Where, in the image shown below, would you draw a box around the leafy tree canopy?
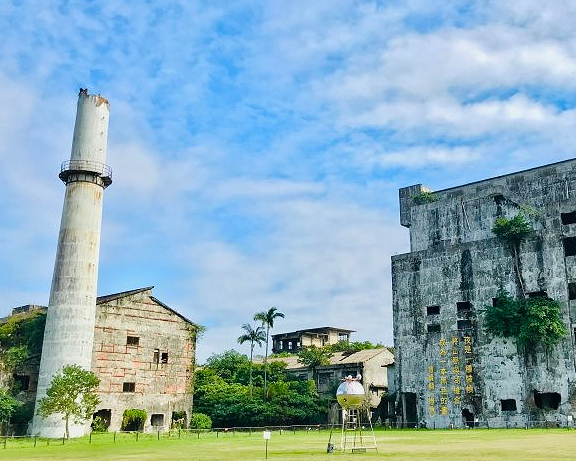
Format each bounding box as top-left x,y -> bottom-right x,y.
37,364 -> 100,438
325,340 -> 384,353
194,350 -> 328,427
485,290 -> 566,348
0,388 -> 20,424
492,214 -> 533,245
297,346 -> 332,369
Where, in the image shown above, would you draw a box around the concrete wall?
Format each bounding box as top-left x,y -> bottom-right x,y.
32,92 -> 111,438
393,159 -> 576,428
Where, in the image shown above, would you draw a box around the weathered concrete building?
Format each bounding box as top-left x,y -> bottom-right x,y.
392,159 -> 576,428
272,327 -> 354,353
2,286 -> 197,434
269,348 -> 394,421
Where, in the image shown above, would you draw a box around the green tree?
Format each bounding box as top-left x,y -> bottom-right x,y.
297,346 -> 332,389
37,364 -> 100,439
492,214 -> 533,296
237,323 -> 266,397
325,340 -> 384,353
0,388 -> 20,434
254,307 -> 284,396
205,350 -> 252,384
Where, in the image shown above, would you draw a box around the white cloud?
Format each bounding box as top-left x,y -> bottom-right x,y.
2,1 -> 576,364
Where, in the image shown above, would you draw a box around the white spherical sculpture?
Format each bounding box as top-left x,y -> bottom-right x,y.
336,375 -> 365,409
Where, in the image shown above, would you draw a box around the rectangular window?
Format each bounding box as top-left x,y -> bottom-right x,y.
568,283 -> 576,300
151,414 -> 165,426
563,237 -> 576,257
126,336 -> 139,346
561,212 -> 576,225
153,349 -> 160,364
123,382 -> 135,393
457,320 -> 472,330
457,301 -> 472,312
426,305 -> 440,315
161,352 -> 168,364
527,290 -> 547,298
13,374 -> 30,391
501,399 -> 517,411
427,324 -> 441,333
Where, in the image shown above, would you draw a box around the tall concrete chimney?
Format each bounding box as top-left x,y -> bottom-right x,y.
32,89 -> 112,438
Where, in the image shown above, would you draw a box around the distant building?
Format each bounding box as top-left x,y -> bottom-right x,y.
392,159 -> 576,428
2,286 -> 197,434
272,327 -> 355,353
268,348 -> 395,421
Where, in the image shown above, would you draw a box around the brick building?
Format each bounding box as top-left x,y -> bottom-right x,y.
2,286 -> 197,433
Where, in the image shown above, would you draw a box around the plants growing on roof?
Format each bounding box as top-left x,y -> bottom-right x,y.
412,191 -> 438,205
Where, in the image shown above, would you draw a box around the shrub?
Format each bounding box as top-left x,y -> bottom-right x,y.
121,409 -> 147,431
412,191 -> 437,205
171,411 -> 187,429
91,416 -> 108,432
190,412 -> 212,430
492,214 -> 533,245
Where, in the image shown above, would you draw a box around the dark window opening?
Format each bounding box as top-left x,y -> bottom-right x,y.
533,391 -> 561,410
427,305 -> 440,315
568,283 -> 576,300
527,291 -> 548,298
501,399 -> 517,411
171,411 -> 187,429
462,409 -> 475,427
457,320 -> 472,330
457,301 -> 472,312
404,392 -> 418,428
123,382 -> 135,393
12,374 -> 30,391
563,237 -> 576,257
151,414 -> 165,427
561,212 -> 576,225
92,409 -> 111,430
427,324 -> 441,333
126,336 -> 139,346
153,349 -> 160,364
492,297 -> 501,307
161,352 -> 168,364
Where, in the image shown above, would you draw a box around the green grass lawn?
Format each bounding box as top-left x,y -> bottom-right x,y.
2,428 -> 576,461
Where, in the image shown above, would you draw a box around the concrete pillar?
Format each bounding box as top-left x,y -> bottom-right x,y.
32,89 -> 112,438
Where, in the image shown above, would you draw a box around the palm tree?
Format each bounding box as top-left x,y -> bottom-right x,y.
254,307 -> 284,396
237,323 -> 266,397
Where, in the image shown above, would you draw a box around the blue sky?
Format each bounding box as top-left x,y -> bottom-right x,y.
1,0 -> 576,362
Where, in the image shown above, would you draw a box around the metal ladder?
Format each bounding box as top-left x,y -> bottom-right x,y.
340,408 -> 378,453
